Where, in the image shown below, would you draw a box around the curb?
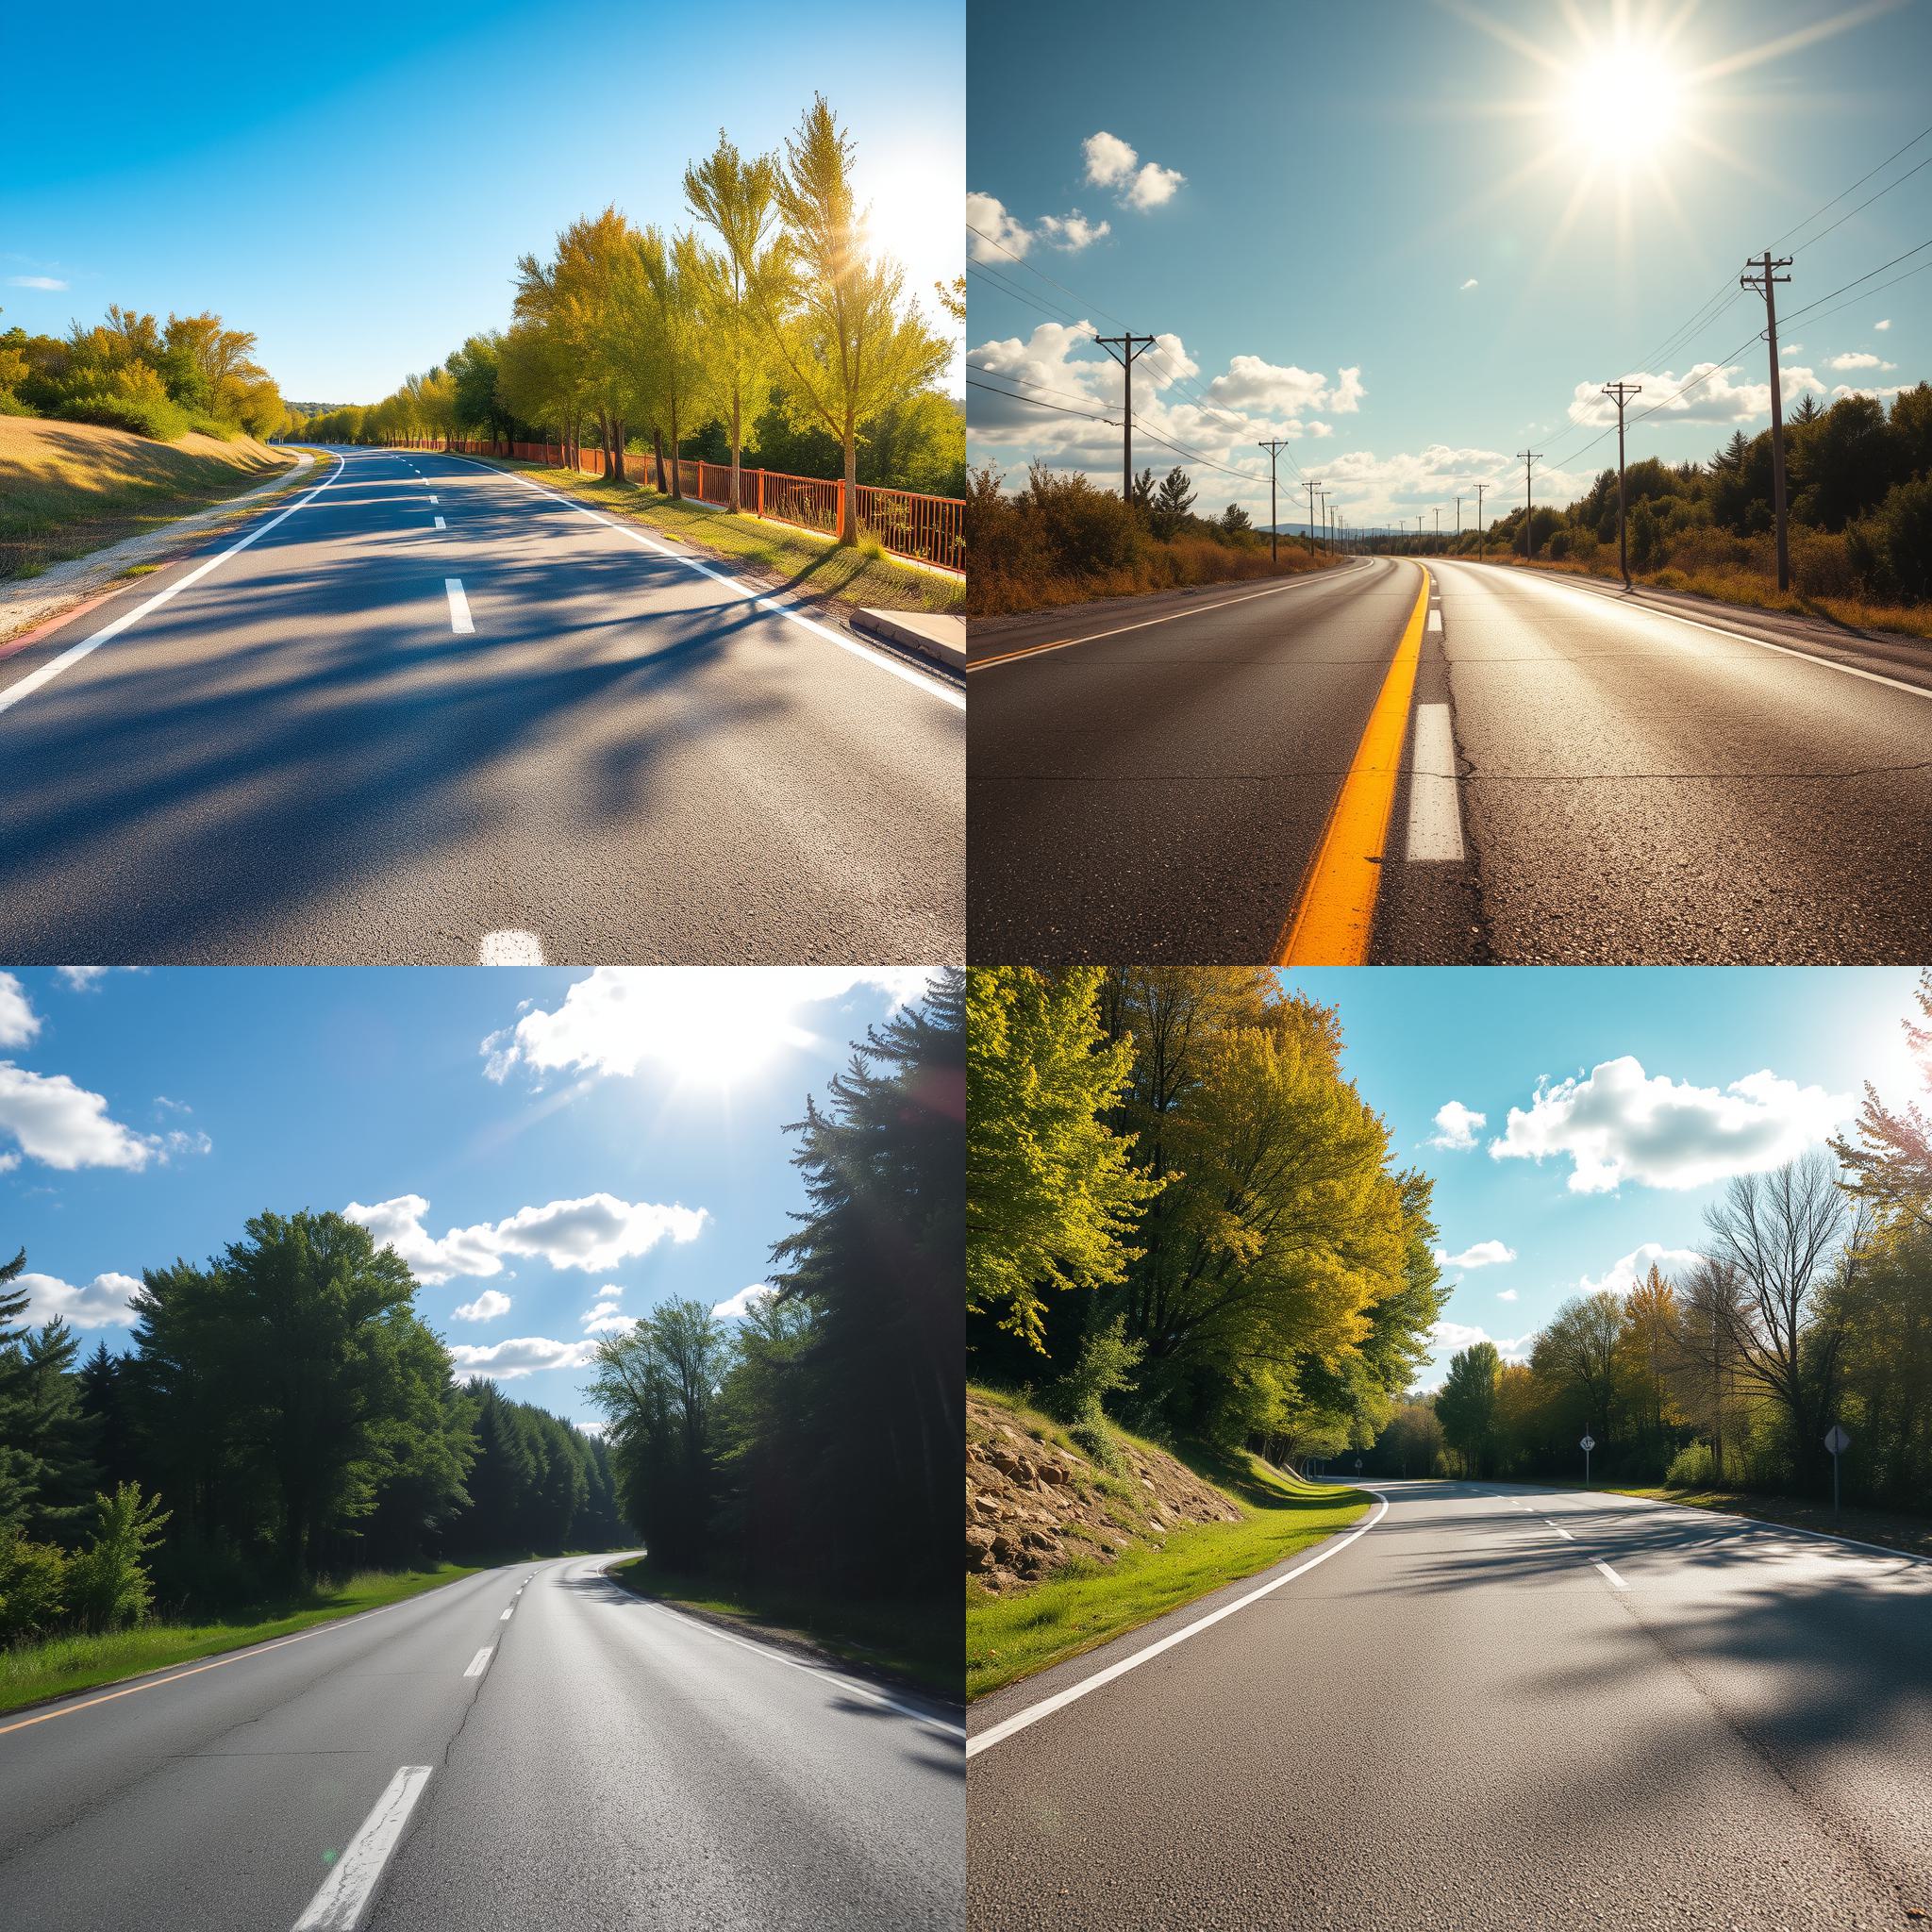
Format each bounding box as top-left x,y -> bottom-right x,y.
852,607 -> 966,672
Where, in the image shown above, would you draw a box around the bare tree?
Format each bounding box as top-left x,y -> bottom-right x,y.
1668,1256 -> 1747,1481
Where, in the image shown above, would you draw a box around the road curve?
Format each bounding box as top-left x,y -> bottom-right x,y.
0,1553 -> 964,1930
0,448 -> 963,965
966,1480 -> 1932,1931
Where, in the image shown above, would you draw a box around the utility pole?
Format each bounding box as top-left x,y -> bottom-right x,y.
1094,332 -> 1158,505
1456,494 -> 1462,547
1432,506 -> 1441,549
1517,450 -> 1541,560
1600,380 -> 1643,587
1305,478 -> 1324,555
1740,251 -> 1794,591
1258,439 -> 1292,564
1473,481 -> 1488,563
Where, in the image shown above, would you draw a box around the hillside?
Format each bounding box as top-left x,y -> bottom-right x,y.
0,414 -> 294,579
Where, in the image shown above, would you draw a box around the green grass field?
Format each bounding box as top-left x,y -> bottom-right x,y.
455,454 -> 965,618
967,1402 -> 1370,1700
608,1557 -> 959,1699
0,1564 -> 481,1717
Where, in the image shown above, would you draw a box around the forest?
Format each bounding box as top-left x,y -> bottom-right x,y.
586,971 -> 963,1618
0,305 -> 293,444
1378,974 -> 1932,1512
967,967 -> 1445,1468
300,96 -> 965,524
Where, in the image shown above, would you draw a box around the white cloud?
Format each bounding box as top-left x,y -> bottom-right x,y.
56,967 -> 109,990
451,1288 -> 512,1323
1488,1056 -> 1850,1193
1831,383 -> 1907,403
1780,341 -> 1805,358
581,1284 -> 633,1336
0,974 -> 40,1049
1579,1241 -> 1704,1297
1082,131 -> 1185,210
447,1336 -> 601,1381
1429,1101 -> 1487,1150
1460,277 -> 1478,291
0,1063 -> 156,1171
1874,318 -> 1891,330
16,1270 -> 142,1328
8,275 -> 67,291
345,1191 -> 707,1284
1036,211 -> 1111,252
1564,360 -> 1824,428
712,1283 -> 776,1321
1496,1289 -> 1519,1302
1435,1239 -> 1517,1270
1428,1320 -> 1531,1362
485,967 -> 930,1086
1828,351 -> 1895,371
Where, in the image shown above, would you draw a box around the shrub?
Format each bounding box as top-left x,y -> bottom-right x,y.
1664,1441 -> 1718,1489
1047,1317 -> 1145,1474
0,1535 -> 71,1642
63,1484 -> 171,1634
182,409 -> 239,441
55,391 -> 190,441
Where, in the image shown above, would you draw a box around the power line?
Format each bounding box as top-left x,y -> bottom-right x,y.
1790,150 -> 1932,258
1779,234 -> 1932,326
964,376 -> 1113,425
1771,118 -> 1932,250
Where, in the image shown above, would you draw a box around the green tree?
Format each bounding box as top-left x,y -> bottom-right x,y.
1437,1341 -> 1502,1477
1152,465 -> 1196,538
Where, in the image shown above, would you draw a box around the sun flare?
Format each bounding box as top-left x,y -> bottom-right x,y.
1561,44 -> 1686,158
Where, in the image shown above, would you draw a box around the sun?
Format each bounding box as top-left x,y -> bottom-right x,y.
1560,43 -> 1686,159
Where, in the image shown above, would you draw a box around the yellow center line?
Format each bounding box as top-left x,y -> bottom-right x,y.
1273,563 -> 1432,966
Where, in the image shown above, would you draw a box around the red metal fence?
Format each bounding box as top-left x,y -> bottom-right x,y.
385,436 -> 964,573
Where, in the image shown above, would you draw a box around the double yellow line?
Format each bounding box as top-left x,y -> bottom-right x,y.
1273,565 -> 1433,966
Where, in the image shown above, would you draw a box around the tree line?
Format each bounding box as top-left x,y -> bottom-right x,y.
298,97 -> 963,532
0,304 -> 292,444
0,1217 -> 621,1644
586,972 -> 962,1609
967,967 -> 1446,1468
1380,974 -> 1932,1510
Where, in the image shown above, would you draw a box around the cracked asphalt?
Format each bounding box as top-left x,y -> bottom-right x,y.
966,554 -> 1932,964
0,1554 -> 963,1931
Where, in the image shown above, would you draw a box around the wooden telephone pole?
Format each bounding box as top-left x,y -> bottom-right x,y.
1517,451 -> 1542,560
1740,253 -> 1794,591
1600,380 -> 1643,587
1258,439 -> 1292,563
1094,333 -> 1157,504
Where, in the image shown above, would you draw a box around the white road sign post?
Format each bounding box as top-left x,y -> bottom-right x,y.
1824,1424 -> 1851,1513
1580,1434 -> 1595,1487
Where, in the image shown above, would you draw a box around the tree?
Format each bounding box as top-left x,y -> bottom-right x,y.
766,95 -> 951,541
1667,1257 -> 1746,1482
1378,1400 -> 1445,1476
1436,1342 -> 1502,1477
1152,465 -> 1196,538
446,333 -> 518,448
1532,1291 -> 1623,1442
1218,502 -> 1253,536
683,131 -> 787,510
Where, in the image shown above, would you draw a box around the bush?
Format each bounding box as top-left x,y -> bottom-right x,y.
0,1536 -> 71,1642
55,391 -> 190,441
182,410 -> 239,441
1047,1317 -> 1145,1474
63,1484 -> 171,1635
1664,1441 -> 1718,1489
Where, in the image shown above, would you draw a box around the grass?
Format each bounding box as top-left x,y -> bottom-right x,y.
970,534 -> 1342,618
966,1391 -> 1369,1700
0,414 -> 297,581
452,453 -> 964,619
1607,1485 -> 1932,1560
608,1556 -> 959,1700
0,1563 -> 481,1717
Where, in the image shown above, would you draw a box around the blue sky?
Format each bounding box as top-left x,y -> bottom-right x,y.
1277,967 -> 1926,1388
0,966 -> 933,1425
967,0 -> 1931,525
2,0 -> 963,405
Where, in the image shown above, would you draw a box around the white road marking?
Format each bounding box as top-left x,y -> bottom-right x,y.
291,1765 -> 433,1932
463,1647 -> 493,1677
1544,1522 -> 1575,1541
500,1606 -> 513,1622
427,495 -> 438,505
969,1491 -> 1391,1758
1592,1559 -> 1630,1590
477,928 -> 543,965
433,516 -> 445,530
1426,608 -> 1442,631
443,577 -> 474,634
1406,703 -> 1464,861
0,454 -> 344,720
435,452 -> 968,709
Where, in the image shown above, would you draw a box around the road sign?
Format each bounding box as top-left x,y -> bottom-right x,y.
1824,1425 -> 1851,1454
1579,1435 -> 1595,1452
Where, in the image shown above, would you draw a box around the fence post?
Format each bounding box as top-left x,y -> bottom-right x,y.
838,478 -> 846,537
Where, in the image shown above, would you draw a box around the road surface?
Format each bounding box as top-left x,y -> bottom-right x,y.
0,448 -> 963,964
0,1553 -> 964,1930
967,556 -> 1932,964
966,1479 -> 1932,1930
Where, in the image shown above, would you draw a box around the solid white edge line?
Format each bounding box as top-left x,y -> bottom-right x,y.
637,1594 -> 964,1741
1435,555 -> 1932,704
969,556 -> 1379,671
1406,702 -> 1464,861
290,1764 -> 433,1932
968,1490 -> 1391,1760
0,453 -> 344,720
463,1646 -> 492,1677
433,452 -> 963,711
443,578 -> 474,634
1591,1558 -> 1630,1590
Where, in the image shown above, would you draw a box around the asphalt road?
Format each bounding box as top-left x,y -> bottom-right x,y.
0,448 -> 963,964
965,1480 -> 1932,1931
0,1554 -> 964,1930
966,556 -> 1932,964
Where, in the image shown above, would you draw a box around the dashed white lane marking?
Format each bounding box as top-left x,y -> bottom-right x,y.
1544,1522 -> 1575,1541
427,495 -> 438,505
1406,702 -> 1464,862
463,1647 -> 493,1677
970,1491 -> 1391,1758
500,1606 -> 513,1622
291,1765 -> 433,1931
0,454 -> 344,720
433,516 -> 445,530
1592,1558 -> 1630,1590
443,577 -> 474,633
477,928 -> 543,965
1426,608 -> 1442,632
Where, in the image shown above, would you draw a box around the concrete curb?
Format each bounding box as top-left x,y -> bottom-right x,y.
852,607 -> 965,672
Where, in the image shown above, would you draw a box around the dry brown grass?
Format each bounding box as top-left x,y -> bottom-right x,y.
971,532 -> 1341,616
0,416 -> 293,579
